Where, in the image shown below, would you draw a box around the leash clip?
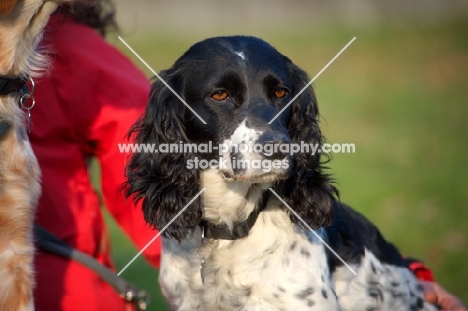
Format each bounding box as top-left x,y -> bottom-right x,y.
122,288 -> 150,311
19,77 -> 35,132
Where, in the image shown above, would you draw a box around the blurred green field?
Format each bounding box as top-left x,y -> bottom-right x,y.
99,17 -> 468,310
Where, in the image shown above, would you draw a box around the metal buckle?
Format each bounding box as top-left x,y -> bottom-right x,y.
122,289 -> 150,311
19,76 -> 35,109
19,77 -> 35,132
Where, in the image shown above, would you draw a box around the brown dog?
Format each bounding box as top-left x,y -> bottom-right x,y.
0,1 -> 88,310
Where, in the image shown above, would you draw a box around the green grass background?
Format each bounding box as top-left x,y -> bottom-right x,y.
93,14 -> 468,310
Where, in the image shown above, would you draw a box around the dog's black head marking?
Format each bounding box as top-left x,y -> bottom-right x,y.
125,36 -> 337,240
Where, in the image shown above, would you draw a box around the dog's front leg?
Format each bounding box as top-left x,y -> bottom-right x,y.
0,118 -> 40,311
159,230 -> 205,311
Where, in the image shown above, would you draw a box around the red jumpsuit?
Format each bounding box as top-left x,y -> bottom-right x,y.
30,14 -> 161,311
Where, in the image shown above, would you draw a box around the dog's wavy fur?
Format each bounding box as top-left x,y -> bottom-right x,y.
0,1 -> 86,309
126,36 -> 435,310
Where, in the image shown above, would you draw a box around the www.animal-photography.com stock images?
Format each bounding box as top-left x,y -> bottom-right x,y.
0,0 -> 466,310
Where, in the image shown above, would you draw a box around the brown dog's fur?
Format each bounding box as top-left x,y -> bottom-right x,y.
0,0 -> 19,15
0,1 -> 87,310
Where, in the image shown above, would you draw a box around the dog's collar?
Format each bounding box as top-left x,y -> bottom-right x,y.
0,75 -> 27,96
0,75 -> 20,139
200,192 -> 270,240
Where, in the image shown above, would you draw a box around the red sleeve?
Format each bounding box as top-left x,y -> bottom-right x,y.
404,257 -> 435,282
50,16 -> 161,268
89,35 -> 161,269
408,261 -> 435,282
91,83 -> 162,268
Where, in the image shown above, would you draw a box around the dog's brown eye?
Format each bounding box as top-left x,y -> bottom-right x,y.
274,88 -> 287,98
211,90 -> 229,101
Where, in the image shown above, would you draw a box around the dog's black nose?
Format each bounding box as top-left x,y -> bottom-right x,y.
257,133 -> 290,160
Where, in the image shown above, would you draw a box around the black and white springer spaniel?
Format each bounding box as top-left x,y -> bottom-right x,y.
125,36 -> 436,311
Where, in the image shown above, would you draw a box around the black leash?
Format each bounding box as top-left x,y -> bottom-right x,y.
34,224 -> 150,310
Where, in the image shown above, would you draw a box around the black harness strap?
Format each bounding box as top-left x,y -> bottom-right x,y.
34,224 -> 150,310
0,75 -> 26,95
0,75 -> 28,140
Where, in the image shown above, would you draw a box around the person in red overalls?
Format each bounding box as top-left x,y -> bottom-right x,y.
30,2 -> 160,310
29,1 -> 465,310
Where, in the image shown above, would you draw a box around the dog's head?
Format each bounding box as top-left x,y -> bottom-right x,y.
126,36 -> 337,240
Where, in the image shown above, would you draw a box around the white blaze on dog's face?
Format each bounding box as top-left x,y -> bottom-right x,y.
219,119 -> 291,183
220,119 -> 262,180
234,50 -> 245,60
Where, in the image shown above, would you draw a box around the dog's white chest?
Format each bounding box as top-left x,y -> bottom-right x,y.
161,209 -> 339,311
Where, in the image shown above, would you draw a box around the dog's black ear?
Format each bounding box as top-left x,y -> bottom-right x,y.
281,60 -> 338,229
125,70 -> 201,241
